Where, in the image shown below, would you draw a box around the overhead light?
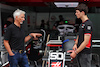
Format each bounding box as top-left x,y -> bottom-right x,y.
54,2 -> 79,8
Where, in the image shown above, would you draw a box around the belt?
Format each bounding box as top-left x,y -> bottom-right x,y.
12,50 -> 24,54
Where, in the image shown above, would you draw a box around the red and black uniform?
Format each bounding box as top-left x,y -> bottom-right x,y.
77,19 -> 93,54
3,21 -> 12,34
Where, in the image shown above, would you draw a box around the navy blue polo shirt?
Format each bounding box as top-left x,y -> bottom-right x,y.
4,23 -> 25,50
77,19 -> 93,54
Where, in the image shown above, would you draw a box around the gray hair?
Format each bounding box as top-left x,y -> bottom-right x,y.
13,9 -> 25,19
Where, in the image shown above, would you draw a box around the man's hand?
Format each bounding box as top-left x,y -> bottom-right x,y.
70,51 -> 77,58
4,40 -> 15,56
25,33 -> 42,43
9,52 -> 15,56
73,44 -> 77,51
67,50 -> 77,59
30,33 -> 42,40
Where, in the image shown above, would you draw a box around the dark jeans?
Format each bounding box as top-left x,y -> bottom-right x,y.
8,51 -> 29,67
77,53 -> 92,67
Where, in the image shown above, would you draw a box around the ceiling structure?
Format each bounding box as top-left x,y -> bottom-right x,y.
0,0 -> 100,13
1,0 -> 100,7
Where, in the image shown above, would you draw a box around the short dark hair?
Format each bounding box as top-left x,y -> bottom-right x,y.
76,3 -> 88,15
41,19 -> 44,22
59,15 -> 63,18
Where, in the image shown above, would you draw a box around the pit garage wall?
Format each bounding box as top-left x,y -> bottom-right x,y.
25,12 -> 36,34
36,12 -> 100,39
35,12 -> 100,39
0,4 -> 17,49
88,13 -> 100,39
0,6 -> 2,50
36,12 -> 76,29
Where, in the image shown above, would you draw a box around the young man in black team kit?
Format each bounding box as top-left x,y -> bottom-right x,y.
4,9 -> 42,67
69,3 -> 93,67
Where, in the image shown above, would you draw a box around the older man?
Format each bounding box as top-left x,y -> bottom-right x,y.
4,9 -> 42,67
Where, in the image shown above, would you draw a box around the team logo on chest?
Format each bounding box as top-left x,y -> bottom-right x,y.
81,24 -> 85,28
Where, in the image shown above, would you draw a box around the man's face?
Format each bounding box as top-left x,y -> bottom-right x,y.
75,10 -> 82,19
16,13 -> 25,24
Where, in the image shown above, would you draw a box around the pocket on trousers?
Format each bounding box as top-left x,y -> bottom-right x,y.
8,51 -> 16,61
8,55 -> 15,61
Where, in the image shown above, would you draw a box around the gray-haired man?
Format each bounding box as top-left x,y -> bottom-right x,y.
4,9 -> 42,67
